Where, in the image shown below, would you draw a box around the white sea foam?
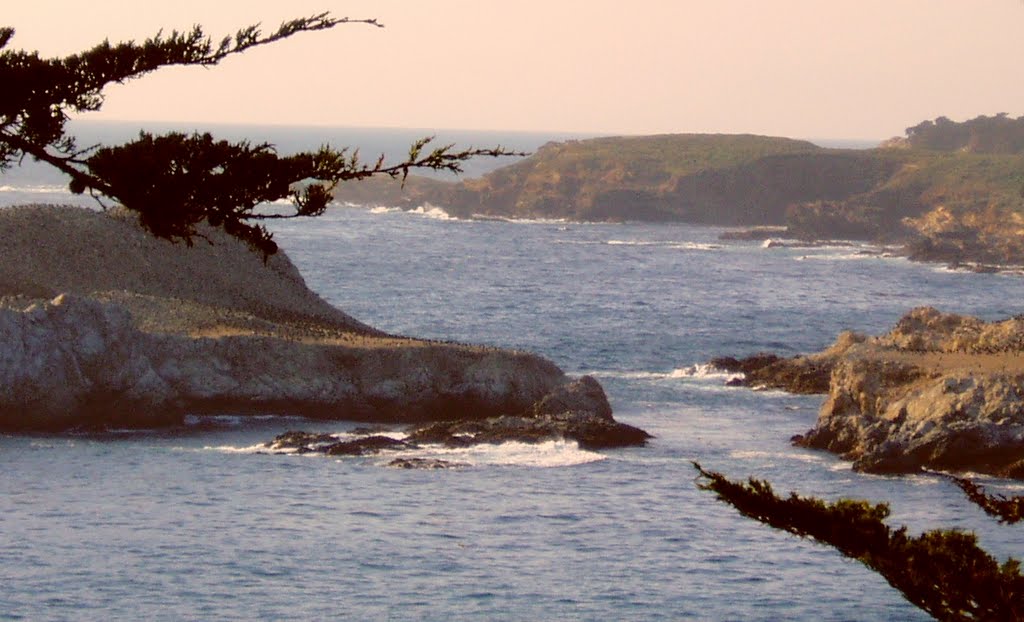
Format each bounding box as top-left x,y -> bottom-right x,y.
670,364 -> 741,381
668,242 -> 723,251
505,217 -> 570,225
799,252 -> 880,262
369,206 -> 403,214
606,239 -> 658,246
391,439 -> 605,468
584,365 -> 742,386
409,205 -> 455,220
208,436 -> 602,468
207,443 -> 272,454
0,184 -> 70,194
729,449 -> 826,464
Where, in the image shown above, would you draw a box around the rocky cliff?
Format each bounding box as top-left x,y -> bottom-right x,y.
0,205 -> 643,443
717,307 -> 1024,478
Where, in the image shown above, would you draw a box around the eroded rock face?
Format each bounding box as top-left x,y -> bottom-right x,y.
797,357 -> 1024,477
785,308 -> 1024,477
0,294 -> 569,431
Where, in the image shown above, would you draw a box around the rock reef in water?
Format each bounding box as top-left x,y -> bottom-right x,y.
261,376 -> 650,456
709,330 -> 867,395
716,307 -> 1024,478
0,205 -> 645,443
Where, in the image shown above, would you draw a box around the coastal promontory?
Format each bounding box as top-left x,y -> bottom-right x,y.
336,114 -> 1024,268
0,205 -> 647,448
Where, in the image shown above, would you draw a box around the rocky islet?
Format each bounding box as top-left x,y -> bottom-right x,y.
0,205 -> 649,450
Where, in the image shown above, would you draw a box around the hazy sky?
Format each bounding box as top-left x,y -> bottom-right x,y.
6,1 -> 1024,139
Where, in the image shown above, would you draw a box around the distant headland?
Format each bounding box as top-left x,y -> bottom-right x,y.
334,114 -> 1024,270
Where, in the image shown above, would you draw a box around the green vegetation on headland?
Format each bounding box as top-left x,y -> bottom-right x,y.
336,114 -> 1024,267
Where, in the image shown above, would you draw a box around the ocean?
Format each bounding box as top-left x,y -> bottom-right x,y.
2,125 -> 1023,620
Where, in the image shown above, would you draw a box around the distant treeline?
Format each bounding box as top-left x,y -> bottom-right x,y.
903,113 -> 1024,154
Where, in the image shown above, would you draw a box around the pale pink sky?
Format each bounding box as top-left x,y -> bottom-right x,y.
6,1 -> 1024,139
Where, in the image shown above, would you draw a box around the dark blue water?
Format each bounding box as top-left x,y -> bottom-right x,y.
3,129 -> 1024,620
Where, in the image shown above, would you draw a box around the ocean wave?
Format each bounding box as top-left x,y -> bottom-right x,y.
795,251 -> 904,262
0,184 -> 70,194
369,206 -> 403,214
606,239 -> 721,251
586,364 -> 740,383
729,449 -> 827,464
670,363 -> 742,381
506,217 -> 571,225
408,205 -> 455,220
668,242 -> 723,251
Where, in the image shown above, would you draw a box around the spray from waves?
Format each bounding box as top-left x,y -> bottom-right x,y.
369,206 -> 403,214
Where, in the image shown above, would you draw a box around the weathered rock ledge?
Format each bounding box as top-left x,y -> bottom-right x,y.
0,292 -> 571,431
713,307 -> 1024,478
0,205 -> 648,443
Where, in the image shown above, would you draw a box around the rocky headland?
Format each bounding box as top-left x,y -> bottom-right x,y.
715,307 -> 1024,478
0,205 -> 648,448
334,115 -> 1024,269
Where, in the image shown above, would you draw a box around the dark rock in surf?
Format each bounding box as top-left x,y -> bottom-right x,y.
386,458 -> 469,470
407,411 -> 651,450
532,375 -> 614,420
265,431 -> 412,456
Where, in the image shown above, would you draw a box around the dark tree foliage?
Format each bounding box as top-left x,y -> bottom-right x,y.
946,474 -> 1024,525
904,113 -> 1024,155
0,14 -> 519,256
693,462 -> 1024,621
